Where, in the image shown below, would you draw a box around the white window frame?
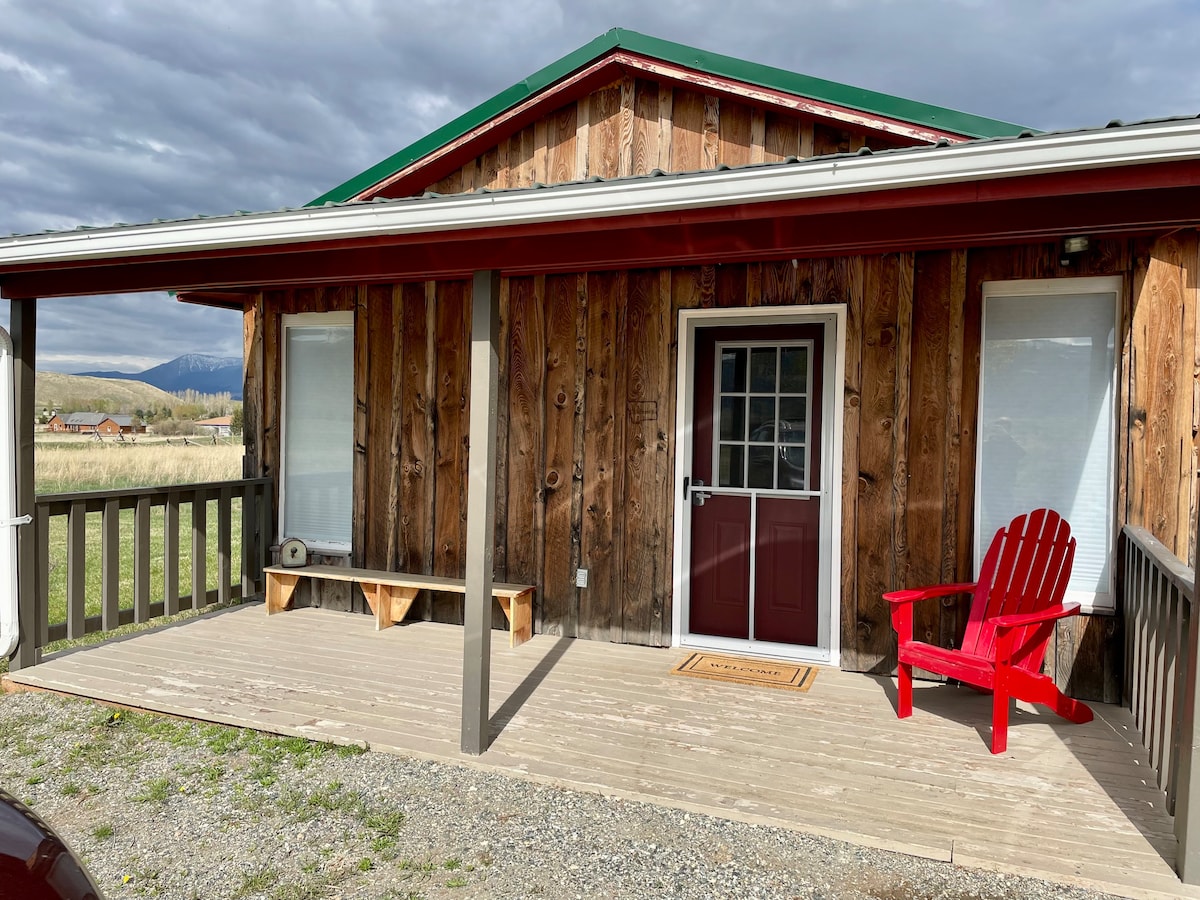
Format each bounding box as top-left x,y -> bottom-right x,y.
976,276 -> 1121,613
279,311 -> 354,553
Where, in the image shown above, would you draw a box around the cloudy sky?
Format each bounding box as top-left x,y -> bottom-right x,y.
2,0 -> 1199,373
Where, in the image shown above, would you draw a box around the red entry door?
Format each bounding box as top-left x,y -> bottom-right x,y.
687,325 -> 823,648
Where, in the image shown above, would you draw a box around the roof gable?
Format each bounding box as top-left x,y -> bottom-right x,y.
311,28 -> 1031,205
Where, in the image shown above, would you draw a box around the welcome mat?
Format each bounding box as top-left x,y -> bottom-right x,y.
670,652 -> 818,692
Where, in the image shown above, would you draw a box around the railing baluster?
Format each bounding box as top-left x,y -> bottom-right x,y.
192,491 -> 207,609
1170,594 -> 1187,813
1156,572 -> 1174,786
101,497 -> 120,631
164,491 -> 180,615
218,486 -> 232,604
1150,570 -> 1167,775
66,500 -> 86,640
1136,561 -> 1151,733
258,480 -> 270,581
241,483 -> 255,601
35,504 -> 49,651
133,495 -> 151,623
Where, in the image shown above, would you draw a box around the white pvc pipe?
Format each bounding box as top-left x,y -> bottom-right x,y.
0,326 -> 27,660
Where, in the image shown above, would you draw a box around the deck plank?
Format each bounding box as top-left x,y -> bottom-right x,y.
3,603 -> 1187,898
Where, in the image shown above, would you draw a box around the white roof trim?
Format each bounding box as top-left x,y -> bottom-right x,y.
2,119 -> 1199,267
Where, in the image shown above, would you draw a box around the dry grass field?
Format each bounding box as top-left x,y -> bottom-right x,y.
35,435 -> 244,494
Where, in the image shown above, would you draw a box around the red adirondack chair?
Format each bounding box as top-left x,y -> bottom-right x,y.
884,508 -> 1093,753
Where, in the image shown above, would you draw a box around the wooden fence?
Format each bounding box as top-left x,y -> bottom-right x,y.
11,477 -> 271,663
1123,524 -> 1200,883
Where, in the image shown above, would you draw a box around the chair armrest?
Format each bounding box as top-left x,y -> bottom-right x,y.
992,602 -> 1081,630
886,582 -> 978,645
883,583 -> 977,606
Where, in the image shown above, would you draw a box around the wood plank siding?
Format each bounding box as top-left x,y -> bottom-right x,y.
427,77 -> 916,195
245,72 -> 1200,702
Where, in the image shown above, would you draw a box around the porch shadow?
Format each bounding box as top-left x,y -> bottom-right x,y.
488,636 -> 574,740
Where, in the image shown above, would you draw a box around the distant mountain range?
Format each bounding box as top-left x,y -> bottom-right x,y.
77,354 -> 243,400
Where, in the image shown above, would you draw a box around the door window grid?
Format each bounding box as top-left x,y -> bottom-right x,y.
715,341 -> 812,491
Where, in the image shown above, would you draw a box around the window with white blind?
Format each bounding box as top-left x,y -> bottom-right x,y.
280,312 -> 353,550
977,277 -> 1120,612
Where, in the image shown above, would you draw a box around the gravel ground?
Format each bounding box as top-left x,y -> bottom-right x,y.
0,690 -> 1126,900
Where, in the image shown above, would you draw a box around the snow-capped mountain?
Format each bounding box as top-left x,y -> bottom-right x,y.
77,354 -> 243,399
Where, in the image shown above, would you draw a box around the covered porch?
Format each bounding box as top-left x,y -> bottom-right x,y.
2,600 -> 1188,899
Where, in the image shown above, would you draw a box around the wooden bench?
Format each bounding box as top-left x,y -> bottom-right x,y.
263,565 -> 534,647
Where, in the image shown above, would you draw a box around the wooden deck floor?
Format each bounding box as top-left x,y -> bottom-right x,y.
4,603 -> 1193,899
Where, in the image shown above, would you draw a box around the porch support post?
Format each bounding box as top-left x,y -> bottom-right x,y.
1177,499 -> 1200,883
461,270 -> 500,755
10,299 -> 37,670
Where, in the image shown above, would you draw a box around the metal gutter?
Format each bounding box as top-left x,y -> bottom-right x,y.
2,119 -> 1199,268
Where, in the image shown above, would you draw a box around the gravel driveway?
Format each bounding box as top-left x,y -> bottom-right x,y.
0,690 -> 1125,899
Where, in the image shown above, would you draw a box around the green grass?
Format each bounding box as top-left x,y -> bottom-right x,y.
134,776 -> 173,803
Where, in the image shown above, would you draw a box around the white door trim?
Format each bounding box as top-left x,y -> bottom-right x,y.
671,304 -> 846,666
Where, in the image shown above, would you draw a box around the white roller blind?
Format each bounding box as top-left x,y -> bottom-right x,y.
978,283 -> 1118,610
282,316 -> 353,548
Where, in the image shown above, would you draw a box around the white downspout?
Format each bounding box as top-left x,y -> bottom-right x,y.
0,327 -> 29,660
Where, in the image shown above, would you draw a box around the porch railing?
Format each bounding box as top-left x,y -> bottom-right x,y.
1122,524 -> 1200,883
13,477 -> 272,666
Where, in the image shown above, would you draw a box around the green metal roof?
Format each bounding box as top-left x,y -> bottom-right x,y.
309,28 -> 1032,206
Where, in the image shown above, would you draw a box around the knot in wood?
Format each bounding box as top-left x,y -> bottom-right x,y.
880,417 -> 893,430
546,470 -> 560,488
847,395 -> 860,409
555,391 -> 569,408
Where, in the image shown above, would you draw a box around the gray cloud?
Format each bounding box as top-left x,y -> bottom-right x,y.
2,0 -> 1199,371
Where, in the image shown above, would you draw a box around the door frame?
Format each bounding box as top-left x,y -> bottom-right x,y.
671,304 -> 846,666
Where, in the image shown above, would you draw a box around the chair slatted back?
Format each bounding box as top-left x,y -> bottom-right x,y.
963,509 -> 1076,671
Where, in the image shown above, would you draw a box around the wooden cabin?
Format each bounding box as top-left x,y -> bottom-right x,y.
3,30 -> 1199,707
46,412 -> 144,435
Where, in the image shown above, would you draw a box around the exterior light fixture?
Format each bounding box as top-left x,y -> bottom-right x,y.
1060,235 -> 1090,265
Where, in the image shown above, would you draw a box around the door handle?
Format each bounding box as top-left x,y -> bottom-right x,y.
687,476 -> 712,506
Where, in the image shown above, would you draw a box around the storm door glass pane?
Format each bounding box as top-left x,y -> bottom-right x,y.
748,397 -> 775,441
721,348 -> 746,392
719,445 -> 744,488
719,397 -> 745,441
780,347 -> 808,393
747,446 -> 775,489
779,398 -> 806,443
750,348 -> 777,393
778,448 -> 806,490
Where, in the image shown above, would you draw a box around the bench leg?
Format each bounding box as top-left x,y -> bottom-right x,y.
496,589 -> 534,647
266,572 -> 299,615
361,583 -> 419,631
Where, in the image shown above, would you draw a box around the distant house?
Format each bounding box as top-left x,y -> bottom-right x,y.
46,412 -> 144,436
195,415 -> 232,438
